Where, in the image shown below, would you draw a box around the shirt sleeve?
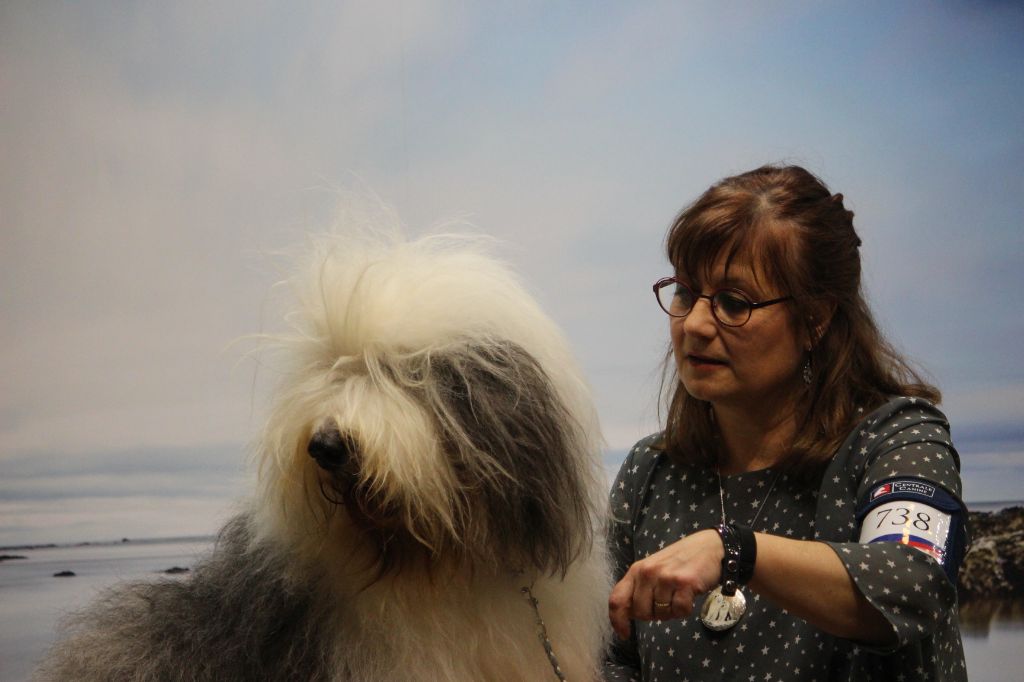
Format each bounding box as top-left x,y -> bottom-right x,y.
603,443 -> 643,681
823,398 -> 966,653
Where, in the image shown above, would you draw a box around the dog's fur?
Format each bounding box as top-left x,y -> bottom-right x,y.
36,228 -> 611,681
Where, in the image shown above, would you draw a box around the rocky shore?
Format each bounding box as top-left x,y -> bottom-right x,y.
959,506 -> 1024,602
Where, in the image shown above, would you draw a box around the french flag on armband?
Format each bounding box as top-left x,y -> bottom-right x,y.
871,532 -> 944,562
871,483 -> 892,500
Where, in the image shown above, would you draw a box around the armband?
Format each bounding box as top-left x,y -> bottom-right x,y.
855,478 -> 967,583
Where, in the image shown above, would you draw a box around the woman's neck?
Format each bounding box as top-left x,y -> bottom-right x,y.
713,400 -> 798,475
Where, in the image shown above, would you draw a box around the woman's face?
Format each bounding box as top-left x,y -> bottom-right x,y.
671,253 -> 805,415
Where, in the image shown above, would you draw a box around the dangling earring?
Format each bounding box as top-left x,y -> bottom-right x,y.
802,356 -> 813,385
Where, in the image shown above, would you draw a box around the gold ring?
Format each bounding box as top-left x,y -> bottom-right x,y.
654,600 -> 671,608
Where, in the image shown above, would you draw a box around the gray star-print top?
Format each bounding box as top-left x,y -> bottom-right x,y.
603,397 -> 968,682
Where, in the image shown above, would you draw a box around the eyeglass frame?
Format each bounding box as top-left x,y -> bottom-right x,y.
652,276 -> 793,327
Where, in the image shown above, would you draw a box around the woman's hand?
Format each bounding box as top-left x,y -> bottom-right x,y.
607,528 -> 724,640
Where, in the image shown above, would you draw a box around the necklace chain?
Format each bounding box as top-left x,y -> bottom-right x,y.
701,466 -> 781,633
716,467 -> 781,529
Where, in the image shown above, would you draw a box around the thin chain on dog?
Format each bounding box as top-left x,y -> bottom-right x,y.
520,586 -> 568,681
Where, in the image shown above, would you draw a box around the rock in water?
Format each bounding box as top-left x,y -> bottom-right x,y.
959,506 -> 1024,602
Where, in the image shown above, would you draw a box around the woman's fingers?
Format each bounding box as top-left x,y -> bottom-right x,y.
608,567 -> 695,640
608,530 -> 724,639
671,586 -> 696,617
652,587 -> 675,619
608,572 -> 636,640
608,561 -> 695,639
631,562 -> 658,621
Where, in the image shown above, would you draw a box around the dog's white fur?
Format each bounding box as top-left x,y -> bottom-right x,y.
38,227 -> 611,681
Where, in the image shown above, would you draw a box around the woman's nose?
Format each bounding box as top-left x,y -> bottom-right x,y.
681,296 -> 718,336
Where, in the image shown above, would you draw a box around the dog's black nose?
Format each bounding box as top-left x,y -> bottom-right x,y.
308,426 -> 356,472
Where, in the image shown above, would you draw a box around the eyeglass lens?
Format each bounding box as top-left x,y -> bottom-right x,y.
657,282 -> 753,326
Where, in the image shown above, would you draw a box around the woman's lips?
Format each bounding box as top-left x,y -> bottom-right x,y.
686,353 -> 727,368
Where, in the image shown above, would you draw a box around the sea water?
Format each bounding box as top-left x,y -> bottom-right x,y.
0,539 -> 210,681
1,538 -> 1020,681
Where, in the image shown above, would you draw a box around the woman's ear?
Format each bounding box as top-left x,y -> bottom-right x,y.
805,302 -> 835,350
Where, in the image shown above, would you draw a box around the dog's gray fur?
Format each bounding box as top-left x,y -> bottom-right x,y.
36,516 -> 336,681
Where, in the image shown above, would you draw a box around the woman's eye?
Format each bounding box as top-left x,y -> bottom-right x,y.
675,286 -> 695,307
716,291 -> 751,316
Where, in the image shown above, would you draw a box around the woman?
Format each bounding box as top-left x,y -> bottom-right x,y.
604,165 -> 968,681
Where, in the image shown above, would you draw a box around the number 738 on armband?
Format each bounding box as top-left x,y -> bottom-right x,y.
855,478 -> 967,583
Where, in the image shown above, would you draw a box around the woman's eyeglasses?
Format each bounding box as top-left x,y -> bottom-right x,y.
652,277 -> 792,327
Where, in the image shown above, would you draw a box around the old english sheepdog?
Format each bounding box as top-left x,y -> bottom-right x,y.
37,228 -> 611,681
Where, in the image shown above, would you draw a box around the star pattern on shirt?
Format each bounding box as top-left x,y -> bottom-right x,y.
603,397 -> 968,682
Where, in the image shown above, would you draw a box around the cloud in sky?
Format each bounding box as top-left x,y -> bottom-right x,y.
2,1 -> 1022,544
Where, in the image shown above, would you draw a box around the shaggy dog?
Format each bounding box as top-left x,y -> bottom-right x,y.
36,229 -> 610,681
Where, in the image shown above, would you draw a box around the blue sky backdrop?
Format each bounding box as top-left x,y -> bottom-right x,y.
2,1 -> 1022,546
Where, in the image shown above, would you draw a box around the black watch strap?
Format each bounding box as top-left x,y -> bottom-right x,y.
715,523 -> 757,595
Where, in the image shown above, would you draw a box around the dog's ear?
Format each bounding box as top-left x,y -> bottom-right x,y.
425,342 -> 592,576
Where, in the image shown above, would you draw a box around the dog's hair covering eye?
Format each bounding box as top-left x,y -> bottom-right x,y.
37,227 -> 611,681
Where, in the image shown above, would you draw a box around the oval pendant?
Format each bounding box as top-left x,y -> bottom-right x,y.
700,585 -> 746,631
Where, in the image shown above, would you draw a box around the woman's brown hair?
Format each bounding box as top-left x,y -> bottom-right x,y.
661,164 -> 939,478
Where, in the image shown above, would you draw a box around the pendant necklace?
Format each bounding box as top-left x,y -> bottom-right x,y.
699,466 -> 781,632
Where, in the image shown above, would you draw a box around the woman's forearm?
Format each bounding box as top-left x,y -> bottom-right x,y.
749,533 -> 894,645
